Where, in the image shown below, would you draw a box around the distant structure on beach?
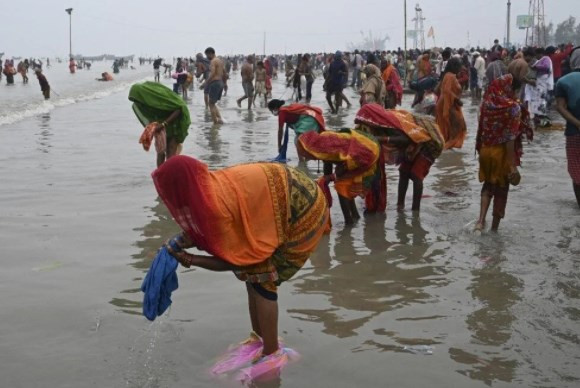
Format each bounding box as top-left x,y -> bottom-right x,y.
347,31 -> 390,52
73,54 -> 135,62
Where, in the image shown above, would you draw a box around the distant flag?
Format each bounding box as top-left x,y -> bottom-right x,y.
427,26 -> 435,38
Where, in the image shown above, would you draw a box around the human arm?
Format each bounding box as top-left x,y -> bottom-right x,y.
154,109 -> 182,133
505,140 -> 519,179
175,252 -> 238,271
556,97 -> 580,129
374,131 -> 412,147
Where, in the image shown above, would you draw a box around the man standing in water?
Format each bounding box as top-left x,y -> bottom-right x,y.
555,48 -> 580,208
35,69 -> 50,100
204,47 -> 225,124
236,56 -> 254,109
153,58 -> 162,82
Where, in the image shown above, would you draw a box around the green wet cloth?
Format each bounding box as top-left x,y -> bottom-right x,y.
290,115 -> 320,145
289,115 -> 320,135
128,81 -> 191,144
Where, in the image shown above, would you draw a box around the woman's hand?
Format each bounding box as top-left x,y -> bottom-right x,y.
173,251 -> 194,268
508,166 -> 521,186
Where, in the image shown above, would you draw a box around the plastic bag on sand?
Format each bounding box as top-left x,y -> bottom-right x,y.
211,332 -> 300,383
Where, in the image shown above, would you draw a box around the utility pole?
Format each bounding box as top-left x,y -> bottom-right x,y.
65,8 -> 73,59
263,31 -> 266,57
506,1 -> 511,47
526,0 -> 546,47
412,3 -> 425,51
403,0 -> 407,87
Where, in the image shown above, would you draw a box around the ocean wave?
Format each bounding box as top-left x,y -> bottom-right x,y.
0,77 -> 150,126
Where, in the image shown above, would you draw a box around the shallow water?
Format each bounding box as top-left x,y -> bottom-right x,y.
0,67 -> 578,388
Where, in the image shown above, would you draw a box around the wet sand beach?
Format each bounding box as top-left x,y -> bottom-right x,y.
0,65 -> 579,388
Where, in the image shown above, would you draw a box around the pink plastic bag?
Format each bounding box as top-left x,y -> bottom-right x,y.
211,332 -> 300,384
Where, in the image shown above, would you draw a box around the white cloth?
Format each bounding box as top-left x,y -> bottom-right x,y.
474,57 -> 486,79
525,57 -> 554,117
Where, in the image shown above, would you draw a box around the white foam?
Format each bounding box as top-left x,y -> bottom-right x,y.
0,77 -> 150,127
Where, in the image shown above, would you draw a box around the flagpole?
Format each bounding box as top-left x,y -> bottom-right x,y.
403,0 -> 407,87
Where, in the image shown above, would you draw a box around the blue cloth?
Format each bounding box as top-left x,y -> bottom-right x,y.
410,76 -> 438,92
328,59 -> 347,92
141,246 -> 179,321
272,124 -> 289,163
554,71 -> 580,136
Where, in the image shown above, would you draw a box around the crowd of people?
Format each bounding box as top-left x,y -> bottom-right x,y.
131,40 -> 580,377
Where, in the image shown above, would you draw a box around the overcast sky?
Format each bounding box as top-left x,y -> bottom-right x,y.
1,0 -> 578,57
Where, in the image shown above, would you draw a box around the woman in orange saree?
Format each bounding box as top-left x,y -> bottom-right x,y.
152,156 -> 329,357
435,58 -> 467,149
355,104 -> 444,212
382,60 -> 403,109
296,128 -> 380,224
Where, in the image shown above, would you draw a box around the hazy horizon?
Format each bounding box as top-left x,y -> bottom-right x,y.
2,0 -> 578,58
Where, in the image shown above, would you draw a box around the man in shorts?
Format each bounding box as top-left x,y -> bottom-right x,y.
153,58 -> 162,82
253,61 -> 268,107
237,56 -> 255,109
204,47 -> 225,124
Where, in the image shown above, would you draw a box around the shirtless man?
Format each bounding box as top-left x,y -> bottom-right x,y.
253,61 -> 268,106
236,56 -> 255,109
203,47 -> 225,124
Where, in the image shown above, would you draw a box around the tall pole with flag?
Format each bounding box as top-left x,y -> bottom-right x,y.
506,0 -> 512,47
427,26 -> 435,47
65,8 -> 73,59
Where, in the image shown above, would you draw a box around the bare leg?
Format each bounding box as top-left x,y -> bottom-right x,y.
166,138 -> 178,160
476,185 -> 492,230
204,93 -> 209,109
209,103 -> 223,124
349,199 -> 360,220
326,93 -> 336,114
246,283 -> 261,335
491,216 -> 501,231
397,170 -> 410,211
338,195 -> 354,224
340,92 -> 352,107
490,185 -> 509,232
411,177 -> 423,211
247,285 -> 279,356
156,151 -> 166,168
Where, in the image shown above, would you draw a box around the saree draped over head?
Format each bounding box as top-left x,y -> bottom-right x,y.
152,156 -> 329,295
381,64 -> 403,106
297,129 -> 380,200
476,74 -> 533,168
435,72 -> 467,149
129,81 -> 191,144
524,56 -> 554,117
361,64 -> 387,105
279,103 -> 326,132
355,103 -> 444,165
